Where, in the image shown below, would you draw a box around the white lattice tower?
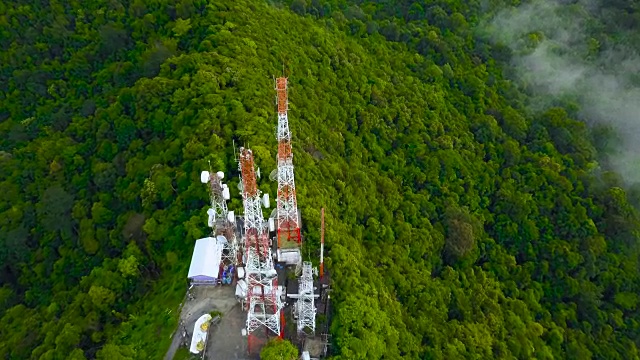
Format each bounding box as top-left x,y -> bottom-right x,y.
296,261 -> 316,335
245,247 -> 275,287
238,147 -> 282,348
202,169 -> 238,266
245,247 -> 281,335
220,230 -> 239,265
207,173 -> 228,230
275,77 -> 301,246
245,247 -> 278,302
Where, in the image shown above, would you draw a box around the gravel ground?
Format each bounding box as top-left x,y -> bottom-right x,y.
205,302 -> 256,360
164,285 -> 241,360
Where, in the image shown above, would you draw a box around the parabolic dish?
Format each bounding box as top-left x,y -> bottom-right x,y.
200,171 -> 210,184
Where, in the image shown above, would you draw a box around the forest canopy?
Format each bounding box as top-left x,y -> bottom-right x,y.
1,0 -> 640,359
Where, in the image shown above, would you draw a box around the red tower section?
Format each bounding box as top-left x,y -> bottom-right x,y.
275,77 -> 301,248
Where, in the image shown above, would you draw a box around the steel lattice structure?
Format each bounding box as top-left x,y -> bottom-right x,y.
245,248 -> 280,334
239,147 -> 282,351
203,169 -> 239,266
239,148 -> 270,257
275,77 -> 301,245
296,261 -> 316,335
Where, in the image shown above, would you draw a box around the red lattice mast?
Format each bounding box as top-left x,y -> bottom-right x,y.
239,148 -> 269,259
275,77 -> 301,247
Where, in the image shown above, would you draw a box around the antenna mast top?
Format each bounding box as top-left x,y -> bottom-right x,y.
233,139 -> 239,167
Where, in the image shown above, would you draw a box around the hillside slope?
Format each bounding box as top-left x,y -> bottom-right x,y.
1,0 -> 640,359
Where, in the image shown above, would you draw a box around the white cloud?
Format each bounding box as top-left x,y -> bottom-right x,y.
484,0 -> 640,185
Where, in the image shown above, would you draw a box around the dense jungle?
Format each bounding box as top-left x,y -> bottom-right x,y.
2,0 -> 640,358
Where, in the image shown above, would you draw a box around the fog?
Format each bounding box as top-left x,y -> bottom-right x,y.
482,0 -> 640,184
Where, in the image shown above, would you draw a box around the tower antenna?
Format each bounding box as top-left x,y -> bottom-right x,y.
239,147 -> 282,353
274,75 -> 301,248
233,139 -> 238,164
200,160 -> 238,267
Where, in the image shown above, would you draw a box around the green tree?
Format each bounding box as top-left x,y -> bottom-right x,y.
173,18 -> 192,37
95,344 -> 136,359
442,205 -> 482,265
260,338 -> 299,360
36,185 -> 74,236
88,285 -> 116,312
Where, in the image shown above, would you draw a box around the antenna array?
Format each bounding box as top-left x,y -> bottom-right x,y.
200,167 -> 239,266
238,147 -> 283,352
275,77 -> 302,247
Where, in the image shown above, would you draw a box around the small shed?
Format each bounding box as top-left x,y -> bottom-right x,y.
187,236 -> 226,285
277,248 -> 301,265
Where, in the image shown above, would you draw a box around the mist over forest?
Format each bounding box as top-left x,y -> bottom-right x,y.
484,0 -> 640,186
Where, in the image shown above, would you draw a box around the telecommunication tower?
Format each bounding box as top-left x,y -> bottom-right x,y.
295,261 -> 317,335
275,77 -> 301,247
238,147 -> 282,352
200,166 -> 238,266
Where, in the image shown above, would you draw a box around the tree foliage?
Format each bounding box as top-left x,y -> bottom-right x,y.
260,338 -> 299,360
1,0 -> 640,359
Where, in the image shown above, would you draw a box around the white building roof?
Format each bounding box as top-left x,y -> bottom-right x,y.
187,236 -> 225,280
277,248 -> 301,265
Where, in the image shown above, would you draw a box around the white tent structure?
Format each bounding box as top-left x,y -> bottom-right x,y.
187,236 -> 226,285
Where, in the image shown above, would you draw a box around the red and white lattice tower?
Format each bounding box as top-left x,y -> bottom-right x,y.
275,77 -> 301,247
238,147 -> 282,353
